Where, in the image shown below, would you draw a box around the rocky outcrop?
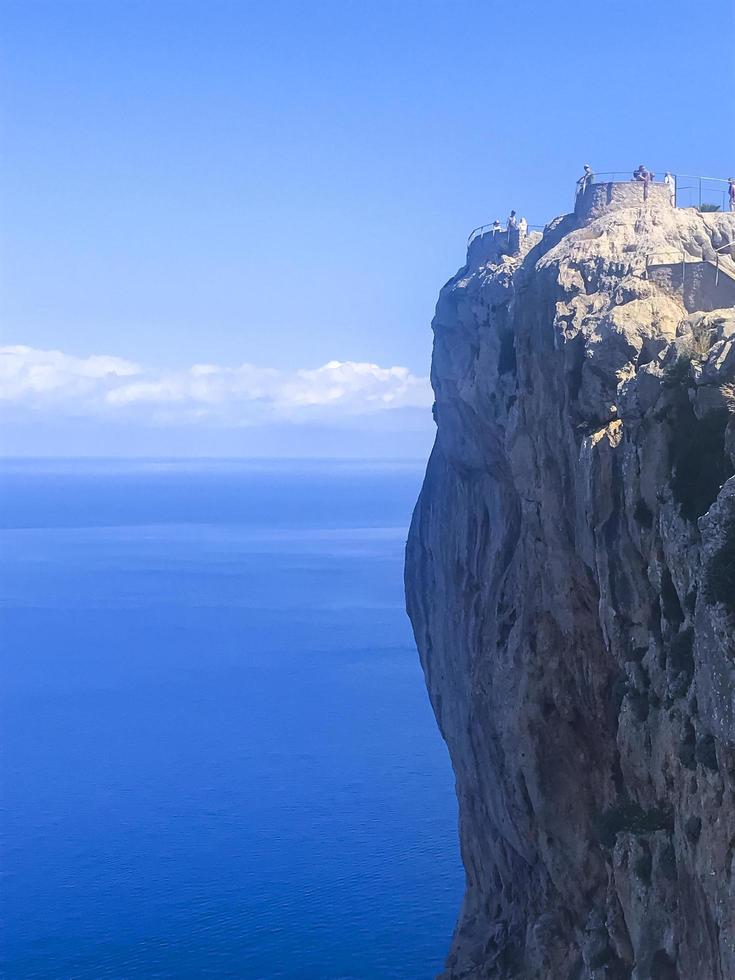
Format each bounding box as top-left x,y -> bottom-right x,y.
405,200 -> 735,979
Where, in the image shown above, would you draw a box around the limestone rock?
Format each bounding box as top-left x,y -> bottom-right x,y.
406,199 -> 735,978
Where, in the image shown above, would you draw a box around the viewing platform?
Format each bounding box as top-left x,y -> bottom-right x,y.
465,170 -> 734,266
466,224 -> 543,266
575,170 -> 733,221
575,178 -> 671,220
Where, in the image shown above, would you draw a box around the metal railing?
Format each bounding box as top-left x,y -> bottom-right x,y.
645,242 -> 735,288
467,223 -> 500,247
645,249 -> 688,279
714,240 -> 735,285
675,175 -> 732,212
467,222 -> 545,248
587,171 -> 653,183
584,170 -> 708,185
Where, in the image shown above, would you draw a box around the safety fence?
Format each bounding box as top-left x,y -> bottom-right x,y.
675,176 -> 732,212
467,222 -> 545,248
644,249 -> 690,278
714,241 -> 735,285
645,241 -> 735,286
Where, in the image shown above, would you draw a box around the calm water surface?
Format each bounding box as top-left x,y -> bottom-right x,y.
1,460 -> 462,979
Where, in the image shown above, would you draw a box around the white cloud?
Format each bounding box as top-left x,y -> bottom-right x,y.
0,345 -> 432,426
0,345 -> 141,402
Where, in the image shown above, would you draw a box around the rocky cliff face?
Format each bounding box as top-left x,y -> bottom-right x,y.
405,200 -> 735,979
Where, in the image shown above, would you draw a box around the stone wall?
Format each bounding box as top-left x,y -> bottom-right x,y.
466,228 -> 542,266
575,180 -> 672,221
466,229 -> 510,266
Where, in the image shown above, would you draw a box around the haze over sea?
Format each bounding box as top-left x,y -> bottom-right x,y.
1,458 -> 462,979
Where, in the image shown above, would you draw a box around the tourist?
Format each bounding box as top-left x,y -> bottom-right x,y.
577,164 -> 594,196
518,217 -> 528,236
492,219 -> 502,234
664,172 -> 676,206
507,210 -> 518,230
634,165 -> 653,200
729,178 -> 735,212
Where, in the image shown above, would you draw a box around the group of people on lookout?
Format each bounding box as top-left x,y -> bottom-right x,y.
576,165 -> 735,211
490,211 -> 528,236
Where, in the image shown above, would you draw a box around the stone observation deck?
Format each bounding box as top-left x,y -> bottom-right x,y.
466,225 -> 542,267
574,179 -> 671,221
466,188 -> 664,265
463,170 -> 735,319
466,176 -> 678,267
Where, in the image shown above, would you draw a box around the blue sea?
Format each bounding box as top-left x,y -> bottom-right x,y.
0,459 -> 461,979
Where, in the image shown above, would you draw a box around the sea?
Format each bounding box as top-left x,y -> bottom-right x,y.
0,459 -> 462,980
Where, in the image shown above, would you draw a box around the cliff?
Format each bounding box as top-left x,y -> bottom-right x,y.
405,196 -> 735,979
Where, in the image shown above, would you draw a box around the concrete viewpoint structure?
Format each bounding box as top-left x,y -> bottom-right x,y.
467,172 -> 733,269
574,178 -> 671,220
465,172 -> 735,315
466,177 -> 673,266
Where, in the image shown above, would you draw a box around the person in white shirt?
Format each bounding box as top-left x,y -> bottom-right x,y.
664,172 -> 676,207
518,217 -> 528,236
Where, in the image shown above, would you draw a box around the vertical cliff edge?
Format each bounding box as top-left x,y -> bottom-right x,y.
405,199 -> 735,979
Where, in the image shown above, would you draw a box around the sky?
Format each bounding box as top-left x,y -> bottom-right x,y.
1,0 -> 734,457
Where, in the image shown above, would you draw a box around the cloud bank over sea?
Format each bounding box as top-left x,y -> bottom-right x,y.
0,346 -> 435,457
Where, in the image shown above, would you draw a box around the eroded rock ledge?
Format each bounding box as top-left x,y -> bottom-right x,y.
405,202 -> 735,979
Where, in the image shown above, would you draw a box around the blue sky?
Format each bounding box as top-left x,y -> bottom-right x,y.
1,0 -> 734,456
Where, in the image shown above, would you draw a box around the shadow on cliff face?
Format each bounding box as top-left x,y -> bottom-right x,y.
668,386 -> 732,522
702,511 -> 735,617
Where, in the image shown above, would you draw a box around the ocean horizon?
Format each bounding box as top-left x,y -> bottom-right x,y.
1,457 -> 462,979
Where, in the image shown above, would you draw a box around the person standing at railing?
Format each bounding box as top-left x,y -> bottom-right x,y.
507,211 -> 521,255
633,164 -> 653,201
492,219 -> 502,234
664,172 -> 676,207
729,178 -> 735,212
576,164 -> 594,198
518,217 -> 528,237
